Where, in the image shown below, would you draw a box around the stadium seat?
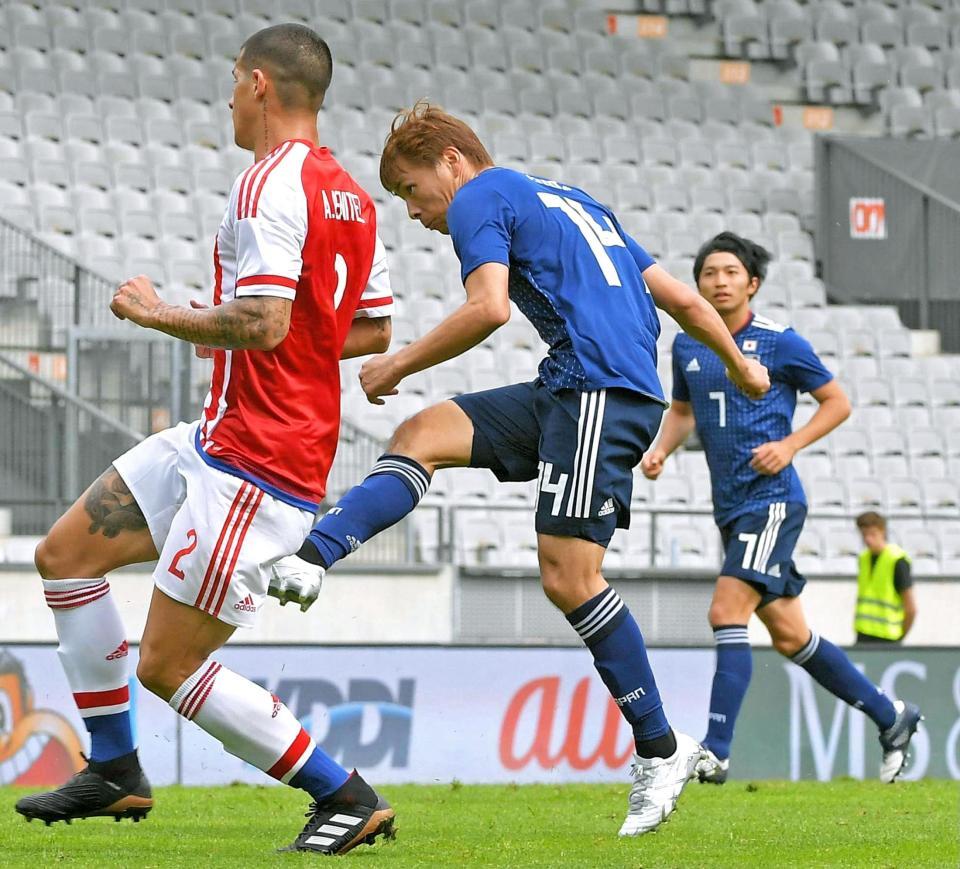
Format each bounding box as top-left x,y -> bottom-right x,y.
810,477 -> 848,514
923,479 -> 960,517
848,477 -> 885,512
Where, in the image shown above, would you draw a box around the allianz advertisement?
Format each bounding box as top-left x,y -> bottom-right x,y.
0,645 -> 956,787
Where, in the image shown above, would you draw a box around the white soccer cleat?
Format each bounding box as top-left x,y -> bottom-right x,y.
696,747 -> 730,784
267,554 -> 324,612
618,732 -> 705,837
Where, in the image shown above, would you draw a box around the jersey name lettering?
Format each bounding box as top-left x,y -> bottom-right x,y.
322,189 -> 365,223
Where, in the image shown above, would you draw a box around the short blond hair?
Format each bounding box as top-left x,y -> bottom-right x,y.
379,100 -> 494,192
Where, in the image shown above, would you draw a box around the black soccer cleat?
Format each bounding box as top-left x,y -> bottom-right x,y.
15,750 -> 153,826
280,771 -> 396,855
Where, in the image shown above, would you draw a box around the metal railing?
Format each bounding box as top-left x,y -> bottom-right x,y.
0,215 -> 117,352
0,351 -> 143,534
345,499 -> 957,573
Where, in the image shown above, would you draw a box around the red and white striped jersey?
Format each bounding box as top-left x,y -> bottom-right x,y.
198,139 -> 393,510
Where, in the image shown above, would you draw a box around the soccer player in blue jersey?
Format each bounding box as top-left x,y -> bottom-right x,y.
269,104 -> 770,835
641,232 -> 922,785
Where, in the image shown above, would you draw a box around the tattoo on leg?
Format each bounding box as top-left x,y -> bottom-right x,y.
85,467 -> 148,539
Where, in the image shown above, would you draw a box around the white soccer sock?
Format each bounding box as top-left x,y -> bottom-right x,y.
170,661 -> 316,783
42,578 -> 131,718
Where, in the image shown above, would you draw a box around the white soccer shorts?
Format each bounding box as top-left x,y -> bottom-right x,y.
113,421 -> 313,628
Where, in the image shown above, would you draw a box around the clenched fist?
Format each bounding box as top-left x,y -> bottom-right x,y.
640,448 -> 668,480
727,357 -> 770,400
110,275 -> 162,327
359,354 -> 402,405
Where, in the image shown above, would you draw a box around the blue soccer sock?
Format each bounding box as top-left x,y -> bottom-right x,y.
298,454 -> 431,569
702,625 -> 752,761
289,746 -> 351,802
86,710 -> 136,762
792,632 -> 897,730
566,586 -> 674,757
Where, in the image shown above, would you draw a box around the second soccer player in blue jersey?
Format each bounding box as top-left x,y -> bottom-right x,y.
269,103 -> 771,836
641,232 -> 922,785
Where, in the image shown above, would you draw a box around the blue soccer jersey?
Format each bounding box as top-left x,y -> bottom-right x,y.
671,313 -> 835,526
445,167 -> 665,402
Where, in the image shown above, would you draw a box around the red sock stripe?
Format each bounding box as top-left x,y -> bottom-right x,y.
178,662 -> 221,720
267,727 -> 312,781
201,485 -> 257,616
212,488 -> 263,617
186,667 -> 219,720
47,588 -> 110,610
74,685 -> 129,710
45,582 -> 110,610
196,483 -> 251,611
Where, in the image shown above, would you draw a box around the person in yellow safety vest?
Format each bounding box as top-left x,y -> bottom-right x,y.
855,512 -> 917,644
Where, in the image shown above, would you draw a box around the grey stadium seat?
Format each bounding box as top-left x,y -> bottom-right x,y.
923,480 -> 960,517
769,4 -> 814,61
815,18 -> 860,48
889,105 -> 932,136
853,61 -> 895,105
862,21 -> 902,49
900,63 -> 942,94
805,60 -> 852,103
723,13 -> 770,60
907,23 -> 949,53
934,106 -> 960,136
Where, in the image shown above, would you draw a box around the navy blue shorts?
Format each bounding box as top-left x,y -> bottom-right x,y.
719,502 -> 808,606
452,380 -> 663,546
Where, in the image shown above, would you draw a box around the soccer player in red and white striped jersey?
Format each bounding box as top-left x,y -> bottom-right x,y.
18,25 -> 395,855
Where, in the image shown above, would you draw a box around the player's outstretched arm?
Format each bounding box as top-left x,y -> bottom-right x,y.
642,264 -> 769,399
358,262 -> 510,404
341,317 -> 392,360
641,401 -> 696,480
110,275 -> 292,350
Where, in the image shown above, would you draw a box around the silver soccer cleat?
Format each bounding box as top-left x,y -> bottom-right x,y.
619,732 -> 705,837
879,699 -> 923,784
267,554 -> 325,612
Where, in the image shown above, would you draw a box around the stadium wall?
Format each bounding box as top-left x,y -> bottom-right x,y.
0,565 -> 958,646
815,136 -> 960,350
1,644 -> 956,788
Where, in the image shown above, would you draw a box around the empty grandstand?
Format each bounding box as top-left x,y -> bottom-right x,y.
0,0 -> 958,586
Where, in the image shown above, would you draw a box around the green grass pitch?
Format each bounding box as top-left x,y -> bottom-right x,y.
2,780 -> 956,868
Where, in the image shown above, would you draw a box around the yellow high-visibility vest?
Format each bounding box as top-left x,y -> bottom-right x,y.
855,544 -> 909,641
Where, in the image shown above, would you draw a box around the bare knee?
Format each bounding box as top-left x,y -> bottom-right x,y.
34,535 -> 82,580
770,624 -> 810,658
387,413 -> 435,470
708,600 -> 737,629
539,558 -> 601,613
708,598 -> 753,629
136,650 -> 203,703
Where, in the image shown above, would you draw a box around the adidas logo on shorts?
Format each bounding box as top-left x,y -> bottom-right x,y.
598,498 -> 615,517
233,594 -> 257,613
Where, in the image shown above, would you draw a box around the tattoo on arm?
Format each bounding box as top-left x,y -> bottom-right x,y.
151,297 -> 292,350
84,467 -> 149,539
